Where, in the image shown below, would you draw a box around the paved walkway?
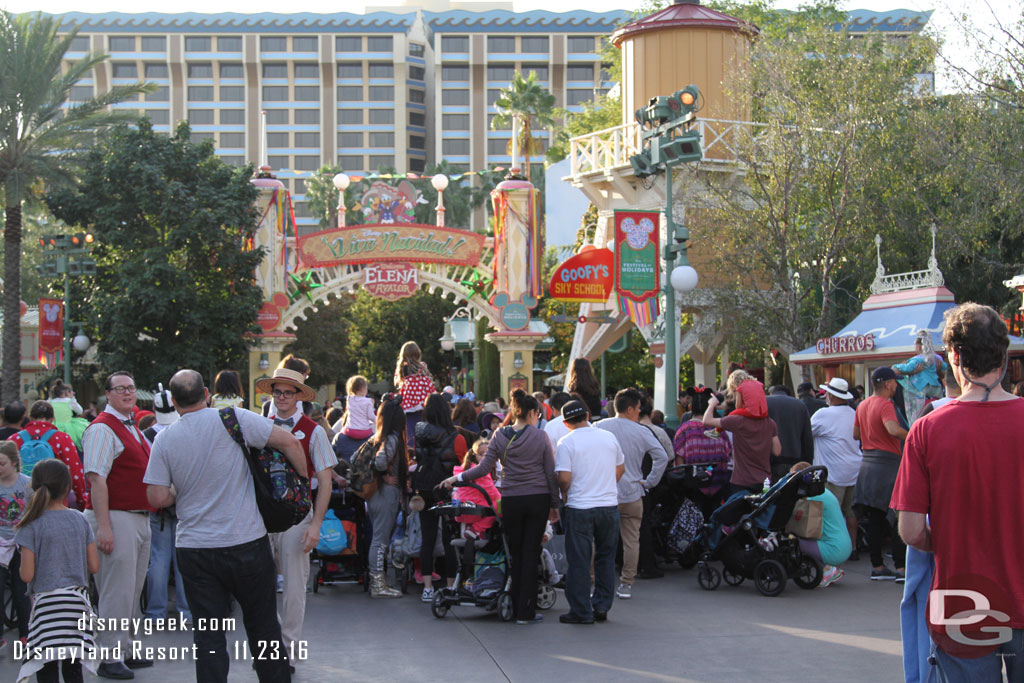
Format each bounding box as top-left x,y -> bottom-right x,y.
0,558 -> 907,682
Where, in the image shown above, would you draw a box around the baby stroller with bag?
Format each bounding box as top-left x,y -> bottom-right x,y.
310,488 -> 369,592
694,465 -> 829,597
650,462 -> 729,569
429,482 -> 513,620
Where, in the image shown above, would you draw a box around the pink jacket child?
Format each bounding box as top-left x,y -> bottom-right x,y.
452,464 -> 501,538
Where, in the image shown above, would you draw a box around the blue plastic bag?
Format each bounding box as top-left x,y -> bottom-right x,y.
316,509 -> 348,555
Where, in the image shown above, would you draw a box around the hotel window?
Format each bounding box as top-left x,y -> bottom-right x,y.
69,36 -> 91,51
294,132 -> 320,147
190,88 -> 217,105
141,36 -> 166,51
220,156 -> 245,167
369,109 -> 394,124
409,112 -> 425,126
292,202 -> 311,218
368,86 -> 393,101
261,37 -> 287,52
220,109 -> 245,124
191,131 -> 214,141
442,65 -> 469,81
188,109 -> 214,124
220,86 -> 244,101
185,37 -> 212,52
294,155 -> 320,171
267,155 -> 289,169
369,132 -> 394,147
487,37 -> 515,53
292,37 -> 317,52
410,158 -> 425,172
294,86 -> 319,101
188,63 -> 213,78
261,86 -> 289,101
112,63 -> 137,78
295,110 -> 320,124
146,110 -> 169,124
441,36 -> 469,53
146,86 -> 169,102
487,138 -> 509,154
442,89 -> 469,105
408,89 -> 425,103
338,86 -> 363,101
108,37 -> 134,52
409,65 -> 425,80
487,89 -> 501,105
369,62 -> 394,78
336,36 -> 361,52
368,155 -> 394,169
487,66 -> 514,81
337,63 -> 362,78
408,42 -> 425,57
267,133 -> 289,147
489,114 -> 510,130
338,155 -> 363,170
294,63 -> 319,78
339,110 -> 363,124
218,36 -> 242,52
520,37 -> 549,53
220,133 -> 245,148
265,110 -> 288,124
145,63 -> 168,78
568,37 -> 595,52
409,135 -> 425,149
442,139 -> 470,155
220,63 -> 243,78
566,89 -> 595,105
443,114 -> 469,129
293,179 -> 307,194
263,63 -> 288,78
338,132 -> 363,147
521,64 -> 547,80
568,65 -> 594,81
367,36 -> 393,52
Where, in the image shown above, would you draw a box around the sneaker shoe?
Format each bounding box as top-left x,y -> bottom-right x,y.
895,570 -> 906,584
870,567 -> 897,581
615,583 -> 632,599
515,614 -> 544,625
819,566 -> 844,588
421,587 -> 435,603
276,574 -> 284,593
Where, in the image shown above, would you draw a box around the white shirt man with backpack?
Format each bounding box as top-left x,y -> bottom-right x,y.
145,369 -> 306,683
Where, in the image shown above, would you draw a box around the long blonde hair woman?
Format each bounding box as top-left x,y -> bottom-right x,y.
394,341 -> 434,450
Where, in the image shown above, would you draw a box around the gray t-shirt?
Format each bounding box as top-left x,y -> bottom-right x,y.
596,417 -> 669,504
144,407 -> 273,549
15,509 -> 94,594
0,474 -> 32,540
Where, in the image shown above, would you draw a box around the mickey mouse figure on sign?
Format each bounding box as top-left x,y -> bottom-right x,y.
491,293 -> 537,331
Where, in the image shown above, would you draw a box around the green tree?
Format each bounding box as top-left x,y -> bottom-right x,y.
492,71 -> 556,181
44,120 -> 263,389
0,12 -> 150,401
284,295 -> 356,389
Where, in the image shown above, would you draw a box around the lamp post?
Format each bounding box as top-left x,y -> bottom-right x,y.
431,173 -> 449,227
36,232 -> 96,385
333,172 -> 350,227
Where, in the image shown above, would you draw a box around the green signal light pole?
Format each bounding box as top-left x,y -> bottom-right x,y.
36,233 -> 96,385
629,85 -> 703,431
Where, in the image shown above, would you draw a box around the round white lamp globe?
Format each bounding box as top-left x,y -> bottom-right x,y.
72,333 -> 91,352
332,173 -> 350,191
671,265 -> 699,293
431,174 -> 450,192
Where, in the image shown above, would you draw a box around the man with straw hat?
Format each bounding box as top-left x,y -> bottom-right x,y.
254,365 -> 337,675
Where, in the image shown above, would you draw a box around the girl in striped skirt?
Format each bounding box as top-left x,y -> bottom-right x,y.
14,459 -> 98,683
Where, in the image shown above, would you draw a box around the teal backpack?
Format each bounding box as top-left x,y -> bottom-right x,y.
17,429 -> 57,476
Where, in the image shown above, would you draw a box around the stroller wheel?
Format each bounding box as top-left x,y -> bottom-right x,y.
697,565 -> 721,591
497,592 -> 514,622
431,591 -> 449,618
536,584 -> 556,610
722,567 -> 744,586
793,555 -> 823,590
753,559 -> 786,597
678,544 -> 700,570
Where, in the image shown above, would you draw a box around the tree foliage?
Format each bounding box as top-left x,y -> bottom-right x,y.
45,120 -> 263,389
492,71 -> 556,180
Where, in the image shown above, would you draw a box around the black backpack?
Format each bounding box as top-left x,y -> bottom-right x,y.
346,439 -> 379,501
218,407 -> 311,533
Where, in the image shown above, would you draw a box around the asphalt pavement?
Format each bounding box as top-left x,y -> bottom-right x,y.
0,556 -> 907,682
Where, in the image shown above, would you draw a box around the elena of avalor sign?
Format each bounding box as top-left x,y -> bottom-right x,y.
362,262 -> 419,301
613,210 -> 660,305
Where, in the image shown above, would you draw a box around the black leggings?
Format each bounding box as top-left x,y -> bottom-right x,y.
502,493 -> 550,621
863,506 -> 906,570
418,490 -> 458,580
37,659 -> 83,683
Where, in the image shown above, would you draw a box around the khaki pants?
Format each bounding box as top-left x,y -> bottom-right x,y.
270,510 -> 312,657
86,509 -> 151,663
618,498 -> 643,585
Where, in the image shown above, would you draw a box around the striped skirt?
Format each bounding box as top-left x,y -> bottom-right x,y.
17,586 -> 97,683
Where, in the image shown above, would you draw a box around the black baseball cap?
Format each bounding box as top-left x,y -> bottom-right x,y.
872,367 -> 898,383
561,400 -> 588,422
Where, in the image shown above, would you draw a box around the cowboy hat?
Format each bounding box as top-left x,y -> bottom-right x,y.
255,368 -> 316,402
820,377 -> 854,401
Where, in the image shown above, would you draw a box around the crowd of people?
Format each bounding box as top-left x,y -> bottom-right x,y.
0,303 -> 1021,682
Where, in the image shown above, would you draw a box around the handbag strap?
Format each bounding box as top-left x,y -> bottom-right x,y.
218,407 -> 260,482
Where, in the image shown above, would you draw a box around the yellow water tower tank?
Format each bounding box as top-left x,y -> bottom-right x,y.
612,0 -> 758,126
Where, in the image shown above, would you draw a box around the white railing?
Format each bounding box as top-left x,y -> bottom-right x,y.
567,118 -> 768,177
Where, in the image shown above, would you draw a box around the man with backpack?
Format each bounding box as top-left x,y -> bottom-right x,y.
10,400 -> 88,508
145,369 -> 306,683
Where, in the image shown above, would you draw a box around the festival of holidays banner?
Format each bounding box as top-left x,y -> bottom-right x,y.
38,298 -> 64,368
297,224 -> 486,269
614,210 -> 661,328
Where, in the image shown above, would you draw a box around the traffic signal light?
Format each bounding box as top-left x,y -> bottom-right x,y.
629,149 -> 657,178
671,85 -> 700,121
660,130 -> 702,164
67,260 -> 97,277
35,262 -> 59,277
70,232 -> 93,246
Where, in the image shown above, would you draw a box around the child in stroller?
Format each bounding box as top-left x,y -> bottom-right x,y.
695,464 -> 829,596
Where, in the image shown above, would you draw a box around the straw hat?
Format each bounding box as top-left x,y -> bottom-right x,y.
255,368 -> 316,402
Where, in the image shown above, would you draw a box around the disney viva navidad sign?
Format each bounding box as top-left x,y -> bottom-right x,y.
298,224 -> 486,268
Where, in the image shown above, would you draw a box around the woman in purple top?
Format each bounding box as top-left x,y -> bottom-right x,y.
673,387 -> 733,516
442,390 -> 559,625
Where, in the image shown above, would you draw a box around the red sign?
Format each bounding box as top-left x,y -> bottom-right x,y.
548,246 -> 614,303
363,262 -> 420,301
614,210 -> 660,305
256,302 -> 282,332
816,334 -> 875,355
38,298 -> 64,355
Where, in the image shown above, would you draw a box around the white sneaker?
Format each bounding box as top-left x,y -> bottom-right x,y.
421,587 -> 435,603
616,583 -> 632,599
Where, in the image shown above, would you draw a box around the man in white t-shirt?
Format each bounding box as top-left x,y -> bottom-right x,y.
810,377 -> 862,556
543,392 -> 573,447
554,400 -> 625,625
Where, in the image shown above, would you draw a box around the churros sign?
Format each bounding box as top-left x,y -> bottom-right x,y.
297,224 -> 485,268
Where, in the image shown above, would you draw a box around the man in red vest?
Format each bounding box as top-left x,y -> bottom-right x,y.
82,371 -> 153,680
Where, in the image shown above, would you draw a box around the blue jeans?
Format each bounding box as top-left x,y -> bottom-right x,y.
146,511 -> 191,621
930,629 -> 1024,683
563,505 -> 619,619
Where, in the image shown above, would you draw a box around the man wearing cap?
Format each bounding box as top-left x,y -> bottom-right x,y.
797,381 -> 827,416
555,400 -> 625,624
810,378 -> 862,559
255,365 -> 338,673
82,371 -> 153,679
853,367 -> 908,581
141,385 -> 191,627
766,385 -> 814,483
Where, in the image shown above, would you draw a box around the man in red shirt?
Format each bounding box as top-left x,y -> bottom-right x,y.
853,366 -> 908,581
892,304 -> 1024,682
10,400 -> 88,508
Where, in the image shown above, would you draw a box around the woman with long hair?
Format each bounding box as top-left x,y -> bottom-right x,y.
442,390 -> 559,625
395,342 -> 434,448
413,393 -> 466,602
366,397 -> 409,598
567,358 -> 603,419
211,370 -> 245,409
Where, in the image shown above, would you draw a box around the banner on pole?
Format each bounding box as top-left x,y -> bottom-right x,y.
614,210 -> 661,327
38,298 -> 64,369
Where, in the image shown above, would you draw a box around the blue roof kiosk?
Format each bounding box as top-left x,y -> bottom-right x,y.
792,229 -> 1024,390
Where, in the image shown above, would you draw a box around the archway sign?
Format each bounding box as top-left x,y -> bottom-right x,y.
246,171 -> 545,409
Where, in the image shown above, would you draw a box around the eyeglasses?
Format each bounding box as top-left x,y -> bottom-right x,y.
272,389 -> 298,399
109,385 -> 136,395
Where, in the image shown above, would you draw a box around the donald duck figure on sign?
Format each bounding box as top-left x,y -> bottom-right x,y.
361,180 -> 425,224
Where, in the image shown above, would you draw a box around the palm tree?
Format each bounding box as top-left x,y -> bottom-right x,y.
0,12 -> 151,402
492,71 -> 556,181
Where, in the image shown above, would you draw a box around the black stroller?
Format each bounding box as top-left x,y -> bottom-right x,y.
695,465 -> 829,597
429,482 -> 513,620
310,488 -> 369,592
649,462 -> 729,569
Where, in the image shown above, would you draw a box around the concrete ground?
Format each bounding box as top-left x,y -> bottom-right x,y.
0,557 -> 907,682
